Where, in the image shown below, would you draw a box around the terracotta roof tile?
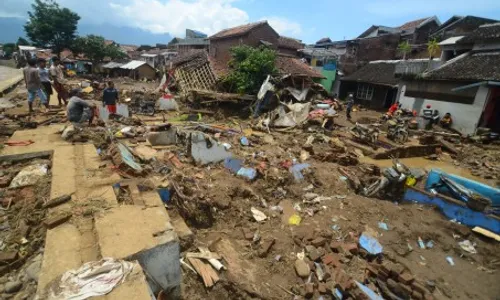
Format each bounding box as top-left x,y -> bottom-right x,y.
209,21 -> 268,40
342,62 -> 398,86
278,36 -> 305,50
276,56 -> 324,78
459,23 -> 500,43
398,17 -> 430,31
425,51 -> 500,81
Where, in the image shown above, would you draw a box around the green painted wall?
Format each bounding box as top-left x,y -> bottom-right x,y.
320,69 -> 336,93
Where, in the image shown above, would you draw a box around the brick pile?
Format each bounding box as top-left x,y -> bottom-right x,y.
291,230 -> 435,299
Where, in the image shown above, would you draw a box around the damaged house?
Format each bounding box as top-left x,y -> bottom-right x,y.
398,22 -> 500,134
168,29 -> 209,55
209,21 -> 280,62
339,60 -> 399,109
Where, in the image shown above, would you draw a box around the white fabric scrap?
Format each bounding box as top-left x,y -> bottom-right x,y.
49,258 -> 135,300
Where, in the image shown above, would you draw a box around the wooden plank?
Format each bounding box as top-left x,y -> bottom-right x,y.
472,227 -> 500,242
188,257 -> 214,287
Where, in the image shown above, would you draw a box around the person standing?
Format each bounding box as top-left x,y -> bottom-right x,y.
50,57 -> 68,106
23,58 -> 48,113
102,81 -> 119,114
346,93 -> 354,120
38,59 -> 52,102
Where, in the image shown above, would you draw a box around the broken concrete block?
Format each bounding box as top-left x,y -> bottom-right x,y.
258,238 -> 275,258
0,251 -> 18,263
147,127 -> 177,146
294,259 -> 310,278
190,132 -> 231,165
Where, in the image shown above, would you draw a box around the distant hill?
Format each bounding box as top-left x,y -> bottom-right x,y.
0,17 -> 173,46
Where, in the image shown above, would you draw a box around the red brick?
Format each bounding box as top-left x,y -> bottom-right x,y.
318,282 -> 327,294
241,228 -> 253,240
412,290 -> 424,300
342,243 -> 359,255
389,263 -> 405,278
380,261 -> 391,274
398,272 -> 414,285
305,283 -> 314,298
43,213 -> 72,229
365,264 -> 379,277
398,283 -> 412,298
330,241 -> 342,252
377,268 -> 389,281
258,238 -> 275,258
311,237 -> 327,247
0,251 -> 18,263
322,253 -> 341,267
412,281 -> 430,295
0,176 -> 11,188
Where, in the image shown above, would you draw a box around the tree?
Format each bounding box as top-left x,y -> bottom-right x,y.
221,46 -> 278,94
2,43 -> 16,58
16,37 -> 30,46
24,0 -> 80,56
72,35 -> 126,70
427,39 -> 440,59
397,41 -> 412,60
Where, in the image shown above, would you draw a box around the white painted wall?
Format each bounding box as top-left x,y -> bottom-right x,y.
398,85 -> 490,134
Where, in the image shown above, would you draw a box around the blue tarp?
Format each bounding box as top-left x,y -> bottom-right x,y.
403,187 -> 500,234
425,169 -> 500,207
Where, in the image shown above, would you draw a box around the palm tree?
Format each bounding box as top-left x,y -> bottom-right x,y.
427,39 -> 440,70
398,41 -> 412,60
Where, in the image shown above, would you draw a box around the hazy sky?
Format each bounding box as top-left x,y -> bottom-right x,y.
1,0 -> 500,43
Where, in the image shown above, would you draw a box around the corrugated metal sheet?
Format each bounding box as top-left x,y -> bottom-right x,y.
120,60 -> 147,69
102,62 -> 124,69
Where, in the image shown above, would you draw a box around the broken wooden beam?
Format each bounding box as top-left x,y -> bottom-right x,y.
43,194 -> 72,209
43,213 -> 72,229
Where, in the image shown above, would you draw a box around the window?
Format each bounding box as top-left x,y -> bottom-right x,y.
357,84 -> 374,100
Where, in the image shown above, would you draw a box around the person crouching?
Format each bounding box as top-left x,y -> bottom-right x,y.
67,88 -> 95,127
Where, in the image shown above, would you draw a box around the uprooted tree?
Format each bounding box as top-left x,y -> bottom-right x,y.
221,46 -> 278,94
24,0 -> 80,56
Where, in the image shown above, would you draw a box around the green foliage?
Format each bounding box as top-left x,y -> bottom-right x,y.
24,0 -> 80,55
2,43 -> 16,58
221,46 -> 277,94
397,41 -> 412,59
72,35 -> 126,63
16,37 -> 30,46
427,39 -> 440,59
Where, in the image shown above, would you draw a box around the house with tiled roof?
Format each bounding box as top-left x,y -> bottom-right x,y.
277,36 -> 305,57
208,21 -> 279,62
396,22 -> 500,134
340,60 -> 400,109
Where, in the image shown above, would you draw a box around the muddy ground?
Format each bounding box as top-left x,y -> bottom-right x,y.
1,81 -> 499,300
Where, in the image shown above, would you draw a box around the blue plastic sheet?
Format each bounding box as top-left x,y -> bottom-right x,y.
237,168 -> 257,180
290,163 -> 310,182
359,232 -> 383,255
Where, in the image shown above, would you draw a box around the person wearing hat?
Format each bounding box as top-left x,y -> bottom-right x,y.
67,88 -> 95,126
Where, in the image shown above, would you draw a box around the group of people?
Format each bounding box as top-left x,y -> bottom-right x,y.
22,57 -> 69,112
23,56 -> 120,126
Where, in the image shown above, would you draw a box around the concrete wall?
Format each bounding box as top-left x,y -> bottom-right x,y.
399,84 -> 490,134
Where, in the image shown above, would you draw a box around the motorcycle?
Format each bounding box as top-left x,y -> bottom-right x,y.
351,123 -> 380,146
387,118 -> 409,144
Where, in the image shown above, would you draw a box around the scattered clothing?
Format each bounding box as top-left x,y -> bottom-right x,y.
47,258 -> 135,300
